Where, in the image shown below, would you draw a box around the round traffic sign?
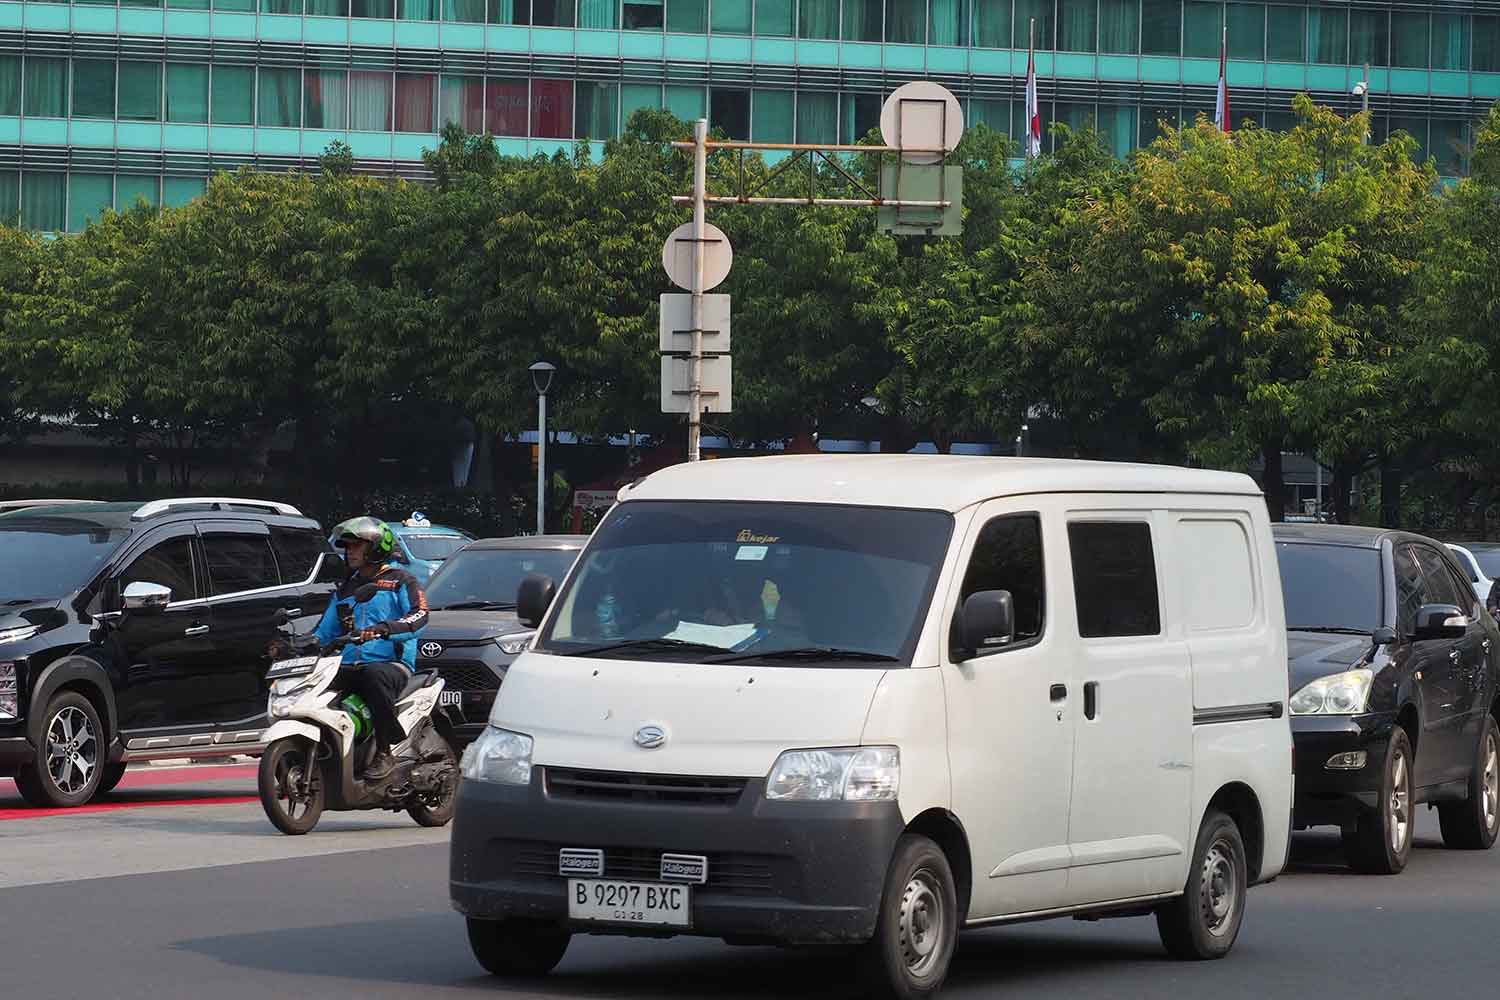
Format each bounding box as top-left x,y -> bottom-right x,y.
880,82 -> 965,165
661,222 -> 734,292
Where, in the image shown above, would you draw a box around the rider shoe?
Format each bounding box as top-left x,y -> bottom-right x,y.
364,750 -> 397,780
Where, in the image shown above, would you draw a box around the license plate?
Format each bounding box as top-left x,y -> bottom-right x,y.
567,879 -> 691,927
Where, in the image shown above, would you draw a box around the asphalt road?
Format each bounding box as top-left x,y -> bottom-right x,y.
3,767 -> 1499,1000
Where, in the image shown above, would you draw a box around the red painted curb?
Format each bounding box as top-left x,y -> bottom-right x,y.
0,794 -> 259,821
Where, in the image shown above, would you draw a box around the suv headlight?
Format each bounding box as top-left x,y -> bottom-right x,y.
0,662 -> 17,719
1291,669 -> 1374,716
497,632 -> 535,656
765,746 -> 900,802
460,726 -> 534,785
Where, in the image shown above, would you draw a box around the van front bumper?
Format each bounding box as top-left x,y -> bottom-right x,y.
449,771 -> 904,945
1291,712 -> 1397,828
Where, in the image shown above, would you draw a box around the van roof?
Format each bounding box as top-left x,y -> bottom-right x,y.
620,455 -> 1261,513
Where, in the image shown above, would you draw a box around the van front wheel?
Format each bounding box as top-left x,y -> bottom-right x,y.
466,918 -> 570,977
857,834 -> 959,1000
1156,809 -> 1247,960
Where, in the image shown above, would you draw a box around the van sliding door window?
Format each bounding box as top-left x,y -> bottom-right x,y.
960,514 -> 1045,652
1067,521 -> 1161,638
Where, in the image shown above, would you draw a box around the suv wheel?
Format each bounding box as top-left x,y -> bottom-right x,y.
1438,715 -> 1500,850
1343,728 -> 1414,874
16,691 -> 106,808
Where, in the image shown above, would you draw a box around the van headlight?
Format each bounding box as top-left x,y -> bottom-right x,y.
1291,669 -> 1374,716
497,632 -> 534,656
460,726 -> 534,785
765,746 -> 900,802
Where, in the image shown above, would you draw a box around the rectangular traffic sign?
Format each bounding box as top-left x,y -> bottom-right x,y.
877,164 -> 963,236
661,355 -> 732,414
659,294 -> 731,353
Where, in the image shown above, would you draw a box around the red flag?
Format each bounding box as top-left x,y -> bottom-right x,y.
1214,26 -> 1231,133
1024,22 -> 1041,157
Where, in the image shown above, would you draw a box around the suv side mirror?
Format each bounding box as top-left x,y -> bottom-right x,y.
122,581 -> 172,612
950,590 -> 1015,661
1372,626 -> 1398,647
517,573 -> 556,628
1414,603 -> 1468,641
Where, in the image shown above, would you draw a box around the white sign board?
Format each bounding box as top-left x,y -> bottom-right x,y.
659,293 -> 731,353
880,81 -> 964,165
661,355 -> 732,414
662,222 -> 733,292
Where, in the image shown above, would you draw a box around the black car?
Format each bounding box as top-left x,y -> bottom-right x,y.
1275,524 -> 1500,873
0,498 -> 340,807
417,535 -> 585,745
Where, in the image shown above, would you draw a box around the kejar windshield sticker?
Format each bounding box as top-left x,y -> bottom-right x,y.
736,530 -> 780,544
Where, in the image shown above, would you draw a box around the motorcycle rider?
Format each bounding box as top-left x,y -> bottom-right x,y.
314,516 -> 430,780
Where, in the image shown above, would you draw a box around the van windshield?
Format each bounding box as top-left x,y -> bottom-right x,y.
536,501 -> 953,666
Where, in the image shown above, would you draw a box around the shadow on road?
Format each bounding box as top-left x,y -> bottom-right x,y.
1285,829 -> 1447,875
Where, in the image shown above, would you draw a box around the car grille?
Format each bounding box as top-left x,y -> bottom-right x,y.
434,661 -> 495,692
511,843 -> 778,896
545,767 -> 747,807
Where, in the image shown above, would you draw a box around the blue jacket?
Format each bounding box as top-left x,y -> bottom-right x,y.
314,564 -> 429,669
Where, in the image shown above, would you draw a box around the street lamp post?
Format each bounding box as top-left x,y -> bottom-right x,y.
529,362 -> 556,536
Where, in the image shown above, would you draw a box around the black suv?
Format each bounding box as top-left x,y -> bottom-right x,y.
0,498 -> 340,807
1275,525 -> 1500,873
417,535 -> 584,745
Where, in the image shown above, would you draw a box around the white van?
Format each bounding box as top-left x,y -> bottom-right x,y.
450,455 -> 1293,999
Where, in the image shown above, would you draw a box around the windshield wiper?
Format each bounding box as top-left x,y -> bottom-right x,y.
563,637 -> 730,658
1288,626 -> 1372,636
3,598 -> 45,606
707,646 -> 902,665
436,601 -> 516,611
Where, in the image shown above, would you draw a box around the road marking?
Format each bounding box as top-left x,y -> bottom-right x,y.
0,794 -> 259,822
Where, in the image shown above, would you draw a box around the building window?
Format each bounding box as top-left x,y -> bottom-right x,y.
307,0 -> 351,13
21,172 -> 65,233
443,0 -> 486,20
1307,6 -> 1346,64
1184,2 -> 1221,58
262,0 -> 303,13
439,75 -> 486,132
117,175 -> 160,211
1350,10 -> 1389,67
666,0 -> 706,32
665,85 -> 705,123
1226,3 -> 1265,60
531,78 -> 574,139
305,69 -> 349,129
1477,17 -> 1500,73
1390,12 -> 1429,68
486,78 -> 529,136
212,65 -> 255,125
534,0 -> 575,25
399,0 -> 441,18
1142,104 -> 1179,144
1266,5 -> 1305,62
887,0 -> 927,44
68,173 -> 113,233
712,0 -> 751,34
489,0 -> 530,22
800,0 -> 838,39
164,176 -> 208,207
1100,0 -> 1139,53
968,97 -> 1009,134
119,63 -> 163,122
624,0 -> 664,30
350,70 -> 394,131
1057,0 -> 1097,53
1098,104 -> 1137,156
72,59 -> 115,120
710,88 -> 750,140
1142,0 -> 1183,55
1432,119 -> 1465,175
843,0 -> 881,42
351,0 -> 395,16
166,64 -> 209,123
576,81 -> 619,140
796,91 -> 836,144
751,89 -> 794,142
1388,115 -> 1428,164
1431,14 -> 1470,72
756,0 -> 794,35
394,73 -> 437,133
842,92 -> 881,143
929,0 -> 970,46
1014,0 -> 1056,48
975,0 -> 1011,48
621,83 -> 661,132
258,67 -> 302,127
0,55 -> 20,117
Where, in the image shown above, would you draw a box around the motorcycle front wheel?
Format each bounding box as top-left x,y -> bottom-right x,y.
259,737 -> 325,835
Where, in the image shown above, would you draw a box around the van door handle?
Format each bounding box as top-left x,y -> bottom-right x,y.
184,625 -> 210,637
1084,682 -> 1099,720
1049,684 -> 1068,702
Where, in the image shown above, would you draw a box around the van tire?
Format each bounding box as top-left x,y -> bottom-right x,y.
856,834 -> 959,999
1156,809 -> 1247,960
466,918 -> 570,977
1343,728 -> 1414,874
1437,715 -> 1500,850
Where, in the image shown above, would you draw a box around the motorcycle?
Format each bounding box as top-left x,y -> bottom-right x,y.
257,634 -> 460,835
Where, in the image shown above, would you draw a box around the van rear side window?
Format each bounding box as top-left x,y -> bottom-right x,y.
1068,521 -> 1161,638
1175,519 -> 1255,631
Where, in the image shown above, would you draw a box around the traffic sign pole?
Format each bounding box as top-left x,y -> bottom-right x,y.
689,117 -> 708,462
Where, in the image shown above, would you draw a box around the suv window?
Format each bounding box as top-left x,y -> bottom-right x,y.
269,527 -> 327,584
1414,545 -> 1467,610
202,533 -> 280,595
959,514 -> 1044,650
119,536 -> 197,603
1068,521 -> 1161,638
1393,544 -> 1427,636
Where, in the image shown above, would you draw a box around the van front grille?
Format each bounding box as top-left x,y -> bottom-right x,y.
545,767 -> 747,806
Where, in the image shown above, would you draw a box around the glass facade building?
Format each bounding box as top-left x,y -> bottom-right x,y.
1,0 -> 1496,231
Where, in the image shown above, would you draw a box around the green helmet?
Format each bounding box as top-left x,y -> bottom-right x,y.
331,516 -> 397,561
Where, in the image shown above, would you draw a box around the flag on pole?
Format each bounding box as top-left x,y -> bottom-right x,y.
1024,19 -> 1042,158
1214,25 -> 1231,133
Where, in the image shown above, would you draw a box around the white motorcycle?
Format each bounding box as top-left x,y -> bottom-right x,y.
257,635 -> 460,835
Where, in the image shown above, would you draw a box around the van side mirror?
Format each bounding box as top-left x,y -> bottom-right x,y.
517,573 -> 556,628
1413,603 -> 1468,641
950,590 -> 1015,661
122,581 -> 172,613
